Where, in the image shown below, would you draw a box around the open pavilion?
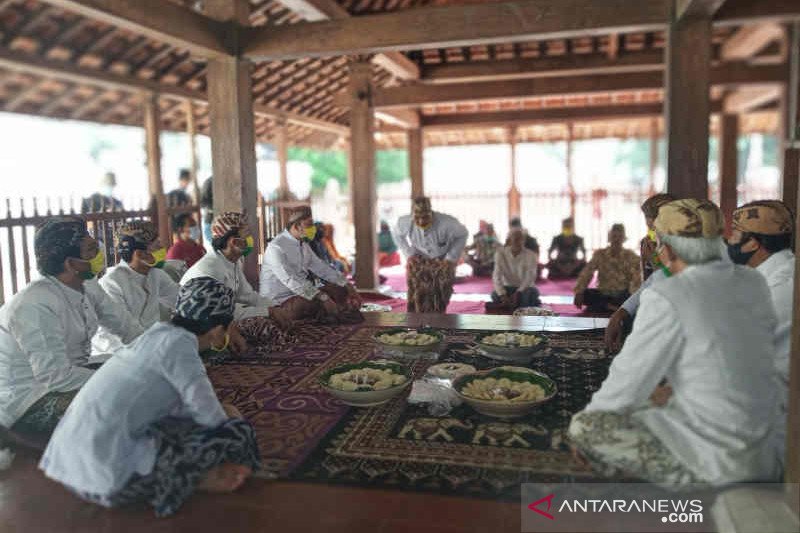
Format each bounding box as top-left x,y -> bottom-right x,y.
0,1 -> 799,531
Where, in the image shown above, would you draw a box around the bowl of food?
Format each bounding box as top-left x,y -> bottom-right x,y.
453,366 -> 557,419
474,331 -> 548,362
319,360 -> 412,407
373,327 -> 444,353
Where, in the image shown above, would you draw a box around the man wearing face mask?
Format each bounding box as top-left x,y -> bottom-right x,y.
392,197 -> 469,313
727,200 -> 794,407
569,199 -> 783,487
91,221 -> 180,357
546,217 -> 587,280
0,217 -> 143,445
182,212 -> 290,351
260,207 -> 362,323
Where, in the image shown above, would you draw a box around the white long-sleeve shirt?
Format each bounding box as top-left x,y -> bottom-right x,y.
181,251 -> 273,320
492,247 -> 538,295
40,322 -> 228,500
756,248 -> 794,406
582,261 -> 783,485
259,230 -> 347,305
620,269 -> 667,316
92,262 -> 179,355
392,211 -> 469,262
0,277 -> 143,427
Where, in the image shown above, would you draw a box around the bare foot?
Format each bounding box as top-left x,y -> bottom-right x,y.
222,403 -> 243,418
197,464 -> 252,493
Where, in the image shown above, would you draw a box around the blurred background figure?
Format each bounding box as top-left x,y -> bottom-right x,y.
378,220 -> 400,267
465,221 -> 500,277
321,223 -> 351,275
199,177 -> 213,246
167,213 -> 205,269
547,217 -> 586,279
81,171 -> 123,213
166,169 -> 192,208
487,228 -> 540,313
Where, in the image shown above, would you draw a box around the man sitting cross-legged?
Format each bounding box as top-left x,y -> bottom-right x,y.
569,199 -> 783,488
488,228 -> 541,312
259,206 -> 362,324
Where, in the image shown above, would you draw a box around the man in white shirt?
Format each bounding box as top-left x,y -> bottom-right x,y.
182,212 -> 289,350
92,221 -> 179,356
489,229 -> 540,311
726,200 -> 794,409
392,197 -> 469,313
260,206 -> 361,323
0,217 -> 142,444
569,199 -> 783,487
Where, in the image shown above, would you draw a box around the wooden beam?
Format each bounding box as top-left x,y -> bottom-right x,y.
37,0 -> 230,58
243,0 -> 672,61
724,86 -> 782,113
4,79 -> 47,112
721,23 -> 785,60
275,0 -> 419,79
348,58 -> 377,290
407,128 -> 424,198
421,103 -> 666,130
718,113 -> 738,235
368,63 -> 784,109
142,92 -> 170,245
376,108 -> 420,129
0,47 -> 348,136
716,0 -> 800,27
421,50 -> 664,84
665,14 -> 712,199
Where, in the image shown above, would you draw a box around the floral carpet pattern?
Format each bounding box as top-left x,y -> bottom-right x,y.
208,324 -> 611,498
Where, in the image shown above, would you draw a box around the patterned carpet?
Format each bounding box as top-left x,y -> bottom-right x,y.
209,324 -> 612,498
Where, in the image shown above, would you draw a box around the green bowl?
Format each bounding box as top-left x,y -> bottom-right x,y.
372,327 -> 444,353
474,331 -> 549,361
319,360 -> 412,407
453,366 -> 557,419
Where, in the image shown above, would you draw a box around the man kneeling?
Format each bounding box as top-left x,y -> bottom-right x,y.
259,206 -> 362,323
569,199 -> 783,487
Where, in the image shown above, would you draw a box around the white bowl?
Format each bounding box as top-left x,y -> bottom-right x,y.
373,327 -> 444,354
319,361 -> 412,407
453,367 -> 557,419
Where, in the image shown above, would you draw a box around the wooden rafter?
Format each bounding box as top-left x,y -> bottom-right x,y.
37,0 -> 230,57
243,0 -> 672,61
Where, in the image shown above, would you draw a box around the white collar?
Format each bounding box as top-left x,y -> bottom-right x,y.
756,248 -> 794,279
120,261 -> 147,280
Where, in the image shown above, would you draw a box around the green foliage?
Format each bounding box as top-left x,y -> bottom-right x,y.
288,147 -> 410,191
613,139 -> 652,186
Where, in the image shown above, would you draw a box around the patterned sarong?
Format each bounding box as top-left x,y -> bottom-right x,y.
12,389 -> 79,439
236,316 -> 293,351
406,256 -> 456,313
568,411 -> 703,488
80,417 -> 261,517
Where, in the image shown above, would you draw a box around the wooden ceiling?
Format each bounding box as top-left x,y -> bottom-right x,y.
0,0 -> 790,149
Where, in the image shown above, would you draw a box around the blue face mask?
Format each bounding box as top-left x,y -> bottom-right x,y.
188,226 -> 201,242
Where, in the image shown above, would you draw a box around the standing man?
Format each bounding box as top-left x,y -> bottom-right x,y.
392,197 -> 469,313
166,169 -> 193,208
727,200 -> 794,407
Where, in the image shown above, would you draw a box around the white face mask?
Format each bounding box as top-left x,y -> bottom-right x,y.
188,226 -> 201,242
102,186 -> 115,197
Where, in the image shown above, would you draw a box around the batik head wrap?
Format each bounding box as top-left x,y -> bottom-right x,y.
655,199 -> 723,238
116,220 -> 158,256
176,276 -> 235,324
732,200 -> 793,236
641,193 -> 676,220
211,212 -> 249,238
34,216 -> 89,275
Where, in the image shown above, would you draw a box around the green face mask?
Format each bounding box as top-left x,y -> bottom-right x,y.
303,225 -> 318,241
143,247 -> 167,268
77,250 -> 106,280
242,235 -> 255,257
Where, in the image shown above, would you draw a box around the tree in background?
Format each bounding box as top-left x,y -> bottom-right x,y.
288,147 -> 409,192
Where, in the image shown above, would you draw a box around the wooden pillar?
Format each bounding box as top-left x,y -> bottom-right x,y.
185,99 -> 201,205
788,184 -> 800,509
349,57 -> 378,289
507,127 -> 521,219
782,23 -> 799,213
665,14 -> 712,199
408,128 -> 424,198
276,120 -> 289,200
566,124 -> 576,219
719,113 -> 739,235
648,118 -> 659,196
142,92 -> 170,245
205,1 -> 260,283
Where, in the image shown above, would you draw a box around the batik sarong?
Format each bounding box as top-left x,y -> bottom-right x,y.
568,410 -> 703,488
80,417 -> 261,517
11,389 -> 79,440
406,256 -> 456,313
236,316 -> 293,351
